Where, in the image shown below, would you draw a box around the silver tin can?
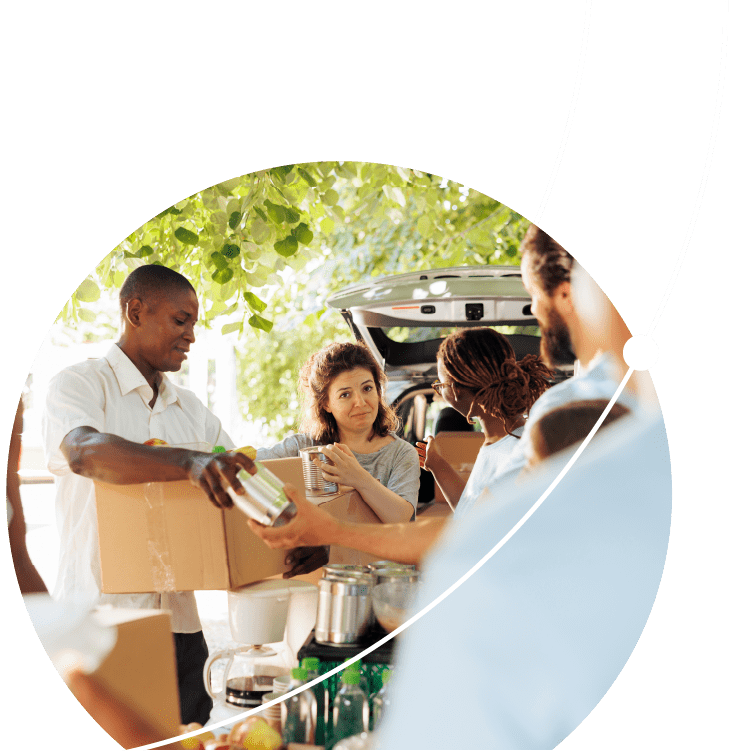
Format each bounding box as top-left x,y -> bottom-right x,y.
371,568 -> 420,586
367,561 -> 417,572
227,461 -> 297,527
300,447 -> 338,495
314,574 -> 373,645
324,564 -> 375,580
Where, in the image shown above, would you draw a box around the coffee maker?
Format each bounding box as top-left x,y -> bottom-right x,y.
204,579 -> 317,721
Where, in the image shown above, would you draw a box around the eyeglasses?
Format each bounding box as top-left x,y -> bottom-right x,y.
431,380 -> 451,396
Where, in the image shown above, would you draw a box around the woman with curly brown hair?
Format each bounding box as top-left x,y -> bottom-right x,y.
418,328 -> 553,519
254,342 -> 419,523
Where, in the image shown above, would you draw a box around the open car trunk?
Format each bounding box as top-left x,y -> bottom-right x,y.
326,266 -> 570,395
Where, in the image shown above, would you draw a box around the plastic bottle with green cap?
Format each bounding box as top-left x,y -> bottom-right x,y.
332,667 -> 369,746
350,658 -> 370,696
282,666 -> 317,746
301,657 -> 327,746
371,668 -> 392,730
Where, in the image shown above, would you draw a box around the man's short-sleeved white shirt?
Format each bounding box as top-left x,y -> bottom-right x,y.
42,343 -> 233,633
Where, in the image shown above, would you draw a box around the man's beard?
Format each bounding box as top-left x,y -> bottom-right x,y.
540,307 -> 577,368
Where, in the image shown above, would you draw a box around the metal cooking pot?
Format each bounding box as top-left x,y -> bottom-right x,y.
314,574 -> 373,646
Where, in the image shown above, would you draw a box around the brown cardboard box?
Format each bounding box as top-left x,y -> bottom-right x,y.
91,607 -> 181,743
431,431 -> 485,506
95,458 -> 304,593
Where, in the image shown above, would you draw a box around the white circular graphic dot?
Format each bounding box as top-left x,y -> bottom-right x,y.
623,335 -> 659,371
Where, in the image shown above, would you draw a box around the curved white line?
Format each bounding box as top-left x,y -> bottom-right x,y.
648,0 -> 730,337
534,0 -> 592,225
129,0 -> 730,750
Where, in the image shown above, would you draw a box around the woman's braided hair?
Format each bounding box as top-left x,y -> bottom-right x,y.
437,328 -> 554,436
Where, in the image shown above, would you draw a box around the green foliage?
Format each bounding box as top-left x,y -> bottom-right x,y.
235,308 -> 353,441
59,161 -> 531,440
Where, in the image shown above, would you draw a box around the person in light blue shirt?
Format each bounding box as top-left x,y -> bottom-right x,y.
377,409 -> 671,749
377,225 -> 669,749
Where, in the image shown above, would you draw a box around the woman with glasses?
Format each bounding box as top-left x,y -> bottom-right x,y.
419,328 -> 552,518
254,341 -> 419,523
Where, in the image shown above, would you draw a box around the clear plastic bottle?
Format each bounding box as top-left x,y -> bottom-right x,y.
350,659 -> 370,696
282,666 -> 317,746
332,667 -> 369,746
371,668 -> 392,730
301,657 -> 328,746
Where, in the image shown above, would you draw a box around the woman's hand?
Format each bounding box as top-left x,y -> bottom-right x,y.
416,435 -> 443,473
315,443 -> 369,488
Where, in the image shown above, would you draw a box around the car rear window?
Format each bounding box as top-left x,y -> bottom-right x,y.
383,324 -> 540,343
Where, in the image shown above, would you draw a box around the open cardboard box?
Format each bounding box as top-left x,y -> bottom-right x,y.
95,458 -> 304,594
90,607 -> 181,743
431,431 -> 485,507
96,457 -> 393,593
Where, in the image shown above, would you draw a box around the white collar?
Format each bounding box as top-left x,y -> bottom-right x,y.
104,344 -> 180,409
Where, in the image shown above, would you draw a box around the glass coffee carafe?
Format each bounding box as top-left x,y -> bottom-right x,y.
203,579 -> 316,710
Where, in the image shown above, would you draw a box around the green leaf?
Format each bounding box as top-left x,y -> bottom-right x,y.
417,214 -> 433,238
249,313 -> 273,333
390,186 -> 406,207
221,320 -> 244,335
250,219 -> 270,243
395,166 -> 411,183
222,243 -> 240,259
175,227 -> 199,245
78,308 -> 96,323
243,291 -> 267,312
75,278 -> 101,303
254,206 -> 268,222
136,245 -> 154,258
292,222 -> 314,245
212,267 -> 234,284
284,206 -> 300,223
323,188 -> 339,206
210,251 -> 229,270
264,200 -> 286,224
274,235 -> 299,257
228,211 -> 241,230
298,168 -> 317,187
320,216 -> 335,234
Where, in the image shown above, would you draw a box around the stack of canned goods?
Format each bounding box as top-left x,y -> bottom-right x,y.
314,565 -> 374,646
313,563 -> 419,646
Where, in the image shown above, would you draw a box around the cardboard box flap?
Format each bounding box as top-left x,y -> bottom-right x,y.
91,608 -> 180,741
432,431 -> 485,469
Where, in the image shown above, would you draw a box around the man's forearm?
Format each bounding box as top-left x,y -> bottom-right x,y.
330,517 -> 447,566
64,428 -> 194,485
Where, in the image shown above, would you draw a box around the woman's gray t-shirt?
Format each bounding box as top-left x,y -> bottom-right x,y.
255,433 -> 421,511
